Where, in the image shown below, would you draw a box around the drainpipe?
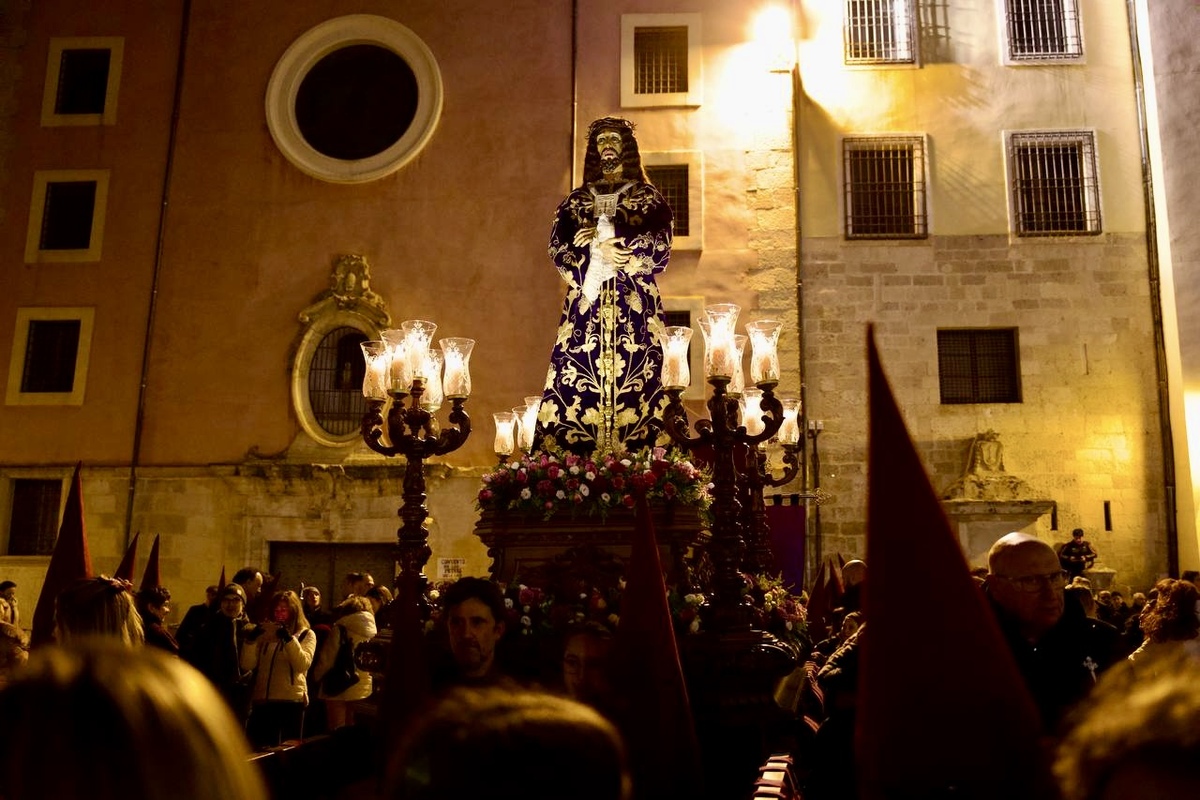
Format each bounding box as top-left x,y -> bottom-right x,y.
570,0 -> 579,183
1125,0 -> 1179,576
123,0 -> 192,541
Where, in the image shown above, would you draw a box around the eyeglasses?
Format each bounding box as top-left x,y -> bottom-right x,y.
999,570 -> 1069,593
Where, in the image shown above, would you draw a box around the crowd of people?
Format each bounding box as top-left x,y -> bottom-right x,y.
1,530 -> 1199,799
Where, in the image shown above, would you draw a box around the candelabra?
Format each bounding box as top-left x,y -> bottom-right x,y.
660,306 -> 787,632
738,397 -> 802,575
360,322 -> 473,603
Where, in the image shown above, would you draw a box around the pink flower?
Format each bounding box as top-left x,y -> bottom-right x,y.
663,482 -> 678,499
478,489 -> 494,502
622,494 -> 635,508
547,464 -> 560,479
652,446 -> 667,460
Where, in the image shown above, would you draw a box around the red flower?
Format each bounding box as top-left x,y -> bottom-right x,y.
622,494 -> 635,508
478,488 -> 494,502
662,482 -> 678,499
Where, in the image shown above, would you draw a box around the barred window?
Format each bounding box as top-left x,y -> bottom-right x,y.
634,26 -> 689,94
843,136 -> 927,239
645,165 -> 690,237
1008,131 -> 1100,236
308,326 -> 369,436
40,181 -> 97,251
937,329 -> 1021,404
845,0 -> 916,65
1005,0 -> 1083,61
8,478 -> 62,555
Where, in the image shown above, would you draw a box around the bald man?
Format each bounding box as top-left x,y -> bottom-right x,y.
985,532 -> 1115,732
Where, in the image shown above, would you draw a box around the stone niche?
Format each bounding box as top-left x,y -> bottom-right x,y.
941,431 -> 1055,567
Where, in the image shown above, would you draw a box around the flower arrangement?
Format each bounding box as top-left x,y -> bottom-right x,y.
745,573 -> 810,651
476,444 -> 712,521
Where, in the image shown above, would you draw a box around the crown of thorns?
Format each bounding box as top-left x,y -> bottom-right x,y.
587,116 -> 636,140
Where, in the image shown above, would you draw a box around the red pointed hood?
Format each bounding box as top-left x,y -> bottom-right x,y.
30,462 -> 93,647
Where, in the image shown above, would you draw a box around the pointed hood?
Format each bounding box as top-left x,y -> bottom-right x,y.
856,327 -> 1056,798
608,492 -> 703,797
139,535 -> 162,591
217,566 -> 227,590
113,531 -> 140,582
806,557 -> 844,641
30,462 -> 93,647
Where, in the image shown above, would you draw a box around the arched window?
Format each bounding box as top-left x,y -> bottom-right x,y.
309,326 -> 369,436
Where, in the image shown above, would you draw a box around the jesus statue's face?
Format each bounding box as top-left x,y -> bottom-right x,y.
595,130 -> 624,176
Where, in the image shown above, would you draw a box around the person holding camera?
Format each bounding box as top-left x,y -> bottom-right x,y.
240,589 -> 316,749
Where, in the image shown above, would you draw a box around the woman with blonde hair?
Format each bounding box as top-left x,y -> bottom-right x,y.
0,640 -> 268,799
241,588 -> 316,748
312,594 -> 377,729
54,575 -> 144,647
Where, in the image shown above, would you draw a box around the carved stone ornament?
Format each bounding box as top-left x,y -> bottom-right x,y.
298,254 -> 391,329
942,430 -> 1030,501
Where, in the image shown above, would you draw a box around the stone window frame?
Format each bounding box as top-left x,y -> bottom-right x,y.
5,307 -> 96,407
265,14 -> 444,184
24,169 -> 110,263
41,36 -> 124,127
0,468 -> 71,557
643,150 -> 703,251
620,13 -> 703,108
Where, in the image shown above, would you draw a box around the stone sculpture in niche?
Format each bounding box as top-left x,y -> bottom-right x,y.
942,430 -> 1030,501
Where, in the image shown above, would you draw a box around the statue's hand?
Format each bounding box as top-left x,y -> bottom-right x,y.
600,239 -> 632,268
573,226 -> 597,247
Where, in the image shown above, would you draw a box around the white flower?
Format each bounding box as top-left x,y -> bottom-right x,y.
504,598 -> 514,609
520,615 -> 532,627
620,459 -> 632,467
570,465 -> 581,475
689,619 -> 701,633
556,490 -> 566,499
601,492 -> 611,502
585,471 -> 596,481
520,487 -> 532,500
579,484 -> 590,497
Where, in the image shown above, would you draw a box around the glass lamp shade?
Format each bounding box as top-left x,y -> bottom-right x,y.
702,303 -> 741,379
520,396 -> 541,451
380,328 -> 412,394
661,326 -> 693,390
728,334 -> 748,397
778,397 -> 801,445
513,406 -> 532,452
439,338 -> 475,398
746,319 -> 783,386
741,388 -> 765,436
360,341 -> 391,400
493,411 -> 517,456
399,320 -> 438,381
420,350 -> 444,411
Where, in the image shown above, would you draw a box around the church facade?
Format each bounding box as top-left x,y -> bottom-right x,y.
0,0 -> 1196,611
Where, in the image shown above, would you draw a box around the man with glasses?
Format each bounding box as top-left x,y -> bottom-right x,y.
985,532 -> 1115,733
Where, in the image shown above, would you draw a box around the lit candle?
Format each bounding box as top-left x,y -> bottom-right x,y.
521,396 -> 541,451
746,320 -> 783,386
381,329 -> 412,394
420,350 -> 444,411
493,411 -> 517,456
742,388 -> 765,435
778,397 -> 801,445
703,304 -> 740,379
359,341 -> 390,400
401,319 -> 437,382
439,338 -> 475,398
661,326 -> 693,389
729,334 -> 747,397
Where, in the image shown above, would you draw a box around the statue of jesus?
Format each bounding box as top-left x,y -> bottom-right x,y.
535,117 -> 673,456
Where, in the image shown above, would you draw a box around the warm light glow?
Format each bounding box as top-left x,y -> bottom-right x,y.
703,304 -> 741,379
420,350 -> 444,411
521,396 -> 541,451
746,319 -> 783,386
778,397 -> 801,445
742,388 -> 765,435
360,341 -> 390,400
751,5 -> 794,71
729,334 -> 748,397
400,319 -> 437,381
662,326 -> 694,389
439,337 -> 474,399
493,411 -> 517,456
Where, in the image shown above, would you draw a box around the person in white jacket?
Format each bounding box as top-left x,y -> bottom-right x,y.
311,595 -> 376,729
241,589 -> 316,748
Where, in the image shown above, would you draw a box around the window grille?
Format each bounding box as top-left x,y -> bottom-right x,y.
1009,131 -> 1100,236
21,319 -> 81,393
645,165 -> 690,237
40,181 -> 97,250
937,329 -> 1021,404
308,326 -> 369,436
634,26 -> 689,94
845,0 -> 916,65
1005,0 -> 1082,60
843,136 -> 927,239
55,48 -> 111,114
8,478 -> 62,555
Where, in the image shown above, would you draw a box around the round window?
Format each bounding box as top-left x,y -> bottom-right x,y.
266,15 -> 442,183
